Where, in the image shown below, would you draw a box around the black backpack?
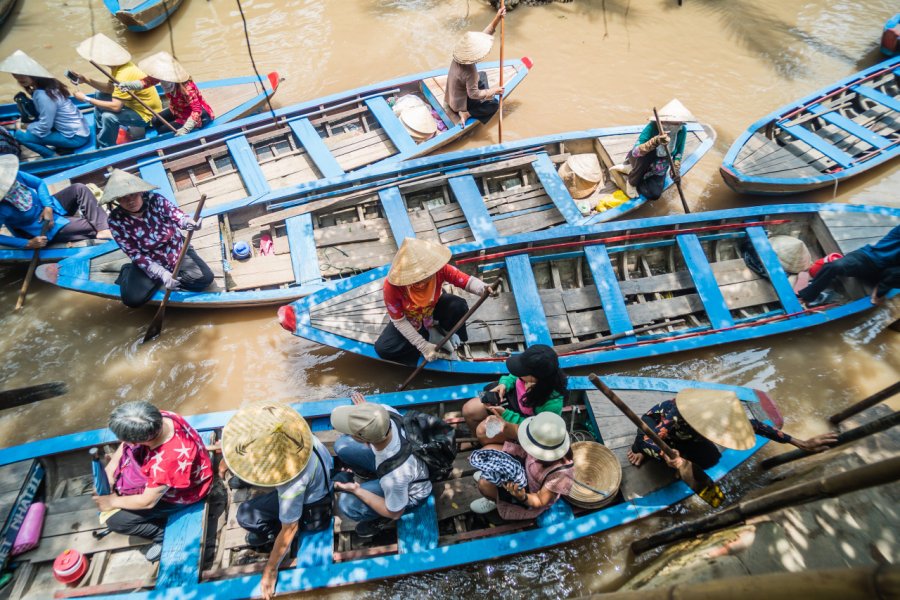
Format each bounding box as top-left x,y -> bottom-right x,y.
375,411 -> 457,482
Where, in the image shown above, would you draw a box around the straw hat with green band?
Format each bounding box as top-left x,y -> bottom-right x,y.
518,412 -> 570,462
138,51 -> 191,84
674,388 -> 756,451
76,33 -> 131,67
222,402 -> 313,487
0,154 -> 20,199
0,50 -> 54,79
100,169 -> 157,205
387,237 -> 452,287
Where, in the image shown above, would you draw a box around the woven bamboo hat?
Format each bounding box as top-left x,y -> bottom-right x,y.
769,235 -> 812,274
568,441 -> 622,509
518,412 -> 570,462
76,33 -> 131,67
654,98 -> 695,123
0,154 -> 20,198
100,169 -> 157,204
675,388 -> 756,451
399,105 -> 437,141
558,154 -> 604,199
387,237 -> 452,286
222,402 -> 313,487
0,50 -> 54,79
453,31 -> 494,65
138,51 -> 190,84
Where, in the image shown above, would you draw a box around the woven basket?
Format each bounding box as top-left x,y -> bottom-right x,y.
567,441 -> 622,509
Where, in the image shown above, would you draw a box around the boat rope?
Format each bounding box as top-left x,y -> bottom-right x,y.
234,0 -> 277,122
162,0 -> 177,58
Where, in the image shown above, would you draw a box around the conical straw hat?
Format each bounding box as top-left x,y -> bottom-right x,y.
400,105 -> 437,140
76,33 -> 131,66
387,237 -> 452,286
654,98 -> 696,123
0,154 -> 20,198
453,31 -> 494,65
769,235 -> 812,274
0,50 -> 54,79
101,169 -> 158,204
222,402 -> 313,487
138,51 -> 190,83
675,388 -> 756,451
567,441 -> 622,509
558,154 -> 603,199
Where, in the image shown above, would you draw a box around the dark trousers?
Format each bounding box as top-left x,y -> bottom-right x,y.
374,292 -> 470,366
153,108 -> 212,133
104,500 -> 184,543
236,491 -> 333,543
798,251 -> 900,302
627,153 -> 667,200
115,247 -> 214,308
94,94 -> 150,148
632,416 -> 721,470
467,71 -> 499,124
52,184 -> 110,242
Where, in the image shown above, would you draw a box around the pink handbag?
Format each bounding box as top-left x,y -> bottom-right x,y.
113,444 -> 149,496
11,501 -> 46,556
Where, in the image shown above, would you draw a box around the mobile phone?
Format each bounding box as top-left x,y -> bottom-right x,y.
65,70 -> 80,84
479,390 -> 501,406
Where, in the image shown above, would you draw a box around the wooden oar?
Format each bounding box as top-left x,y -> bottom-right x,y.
829,380 -> 900,425
89,60 -> 178,134
554,319 -> 685,354
14,219 -> 52,311
0,382 -> 68,410
398,280 -> 502,391
653,107 -> 690,215
142,194 -> 207,343
589,374 -> 725,508
498,0 -> 505,143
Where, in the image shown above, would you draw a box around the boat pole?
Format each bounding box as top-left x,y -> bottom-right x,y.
89,60 -> 178,134
498,0 -> 505,143
0,382 -> 67,410
653,107 -> 690,214
14,219 -> 52,311
829,380 -> 900,425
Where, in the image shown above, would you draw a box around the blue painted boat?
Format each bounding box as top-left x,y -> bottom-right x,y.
1,73 -> 282,177
0,375 -> 781,598
882,13 -> 900,56
33,123 -> 715,305
720,55 -> 900,195
102,0 -> 184,32
280,203 -> 900,374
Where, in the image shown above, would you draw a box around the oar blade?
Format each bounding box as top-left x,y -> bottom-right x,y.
142,306 -> 165,343
684,464 -> 725,508
0,381 -> 68,409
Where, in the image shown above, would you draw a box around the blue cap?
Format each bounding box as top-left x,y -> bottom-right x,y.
232,241 -> 251,260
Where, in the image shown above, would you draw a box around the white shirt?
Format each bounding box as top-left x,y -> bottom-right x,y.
373,409 -> 432,513
276,436 -> 332,524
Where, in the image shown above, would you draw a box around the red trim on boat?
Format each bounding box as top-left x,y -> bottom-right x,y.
755,390 -> 784,429
277,305 -> 296,332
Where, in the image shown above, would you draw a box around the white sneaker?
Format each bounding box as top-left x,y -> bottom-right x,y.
470,498 -> 497,514
473,470 -> 483,483
609,162 -> 632,175
625,182 -> 639,198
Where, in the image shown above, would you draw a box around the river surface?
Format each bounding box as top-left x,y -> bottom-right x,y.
1,0 -> 899,597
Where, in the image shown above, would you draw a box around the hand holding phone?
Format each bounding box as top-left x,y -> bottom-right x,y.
65,70 -> 80,84
479,390 -> 502,406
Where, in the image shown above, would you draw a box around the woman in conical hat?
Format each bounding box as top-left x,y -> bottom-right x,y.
67,33 -> 162,149
103,169 -> 214,308
627,388 -> 837,476
115,52 -> 214,137
375,237 -> 493,365
446,6 -> 506,125
0,50 -> 91,158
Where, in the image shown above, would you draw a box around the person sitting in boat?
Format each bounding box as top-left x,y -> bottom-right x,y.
446,6 -> 506,125
93,401 -> 213,563
103,169 -> 213,308
798,225 -> 900,308
222,403 -> 333,600
331,393 -> 432,538
0,154 -> 111,249
116,52 -> 214,137
374,237 -> 493,366
68,33 -> 162,149
462,344 -> 567,446
627,389 -> 838,475
0,50 -> 91,158
469,412 -> 574,518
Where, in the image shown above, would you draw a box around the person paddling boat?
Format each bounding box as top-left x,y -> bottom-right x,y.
446,7 -> 506,125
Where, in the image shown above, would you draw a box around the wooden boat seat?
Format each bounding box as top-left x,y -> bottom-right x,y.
583,245 -> 636,341
397,496 -> 439,554
288,118 -> 344,178
325,128 -> 396,172
780,123 -> 855,168
811,105 -> 892,149
364,96 -> 419,154
852,84 -> 900,113
676,234 -> 734,329
286,214 -> 322,285
448,175 -> 500,242
531,153 -> 584,225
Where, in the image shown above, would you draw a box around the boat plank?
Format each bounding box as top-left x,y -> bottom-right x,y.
448,175 -> 498,242
583,245 -> 634,341
226,136 -> 270,197
505,254 -> 553,345
531,153 -> 583,225
288,118 -> 344,178
677,234 -> 734,329
745,227 -> 804,314
287,214 -> 323,285
780,124 -> 855,167
364,96 -> 418,154
852,84 -> 900,113
156,502 -> 206,589
397,496 -> 439,554
379,187 -> 417,244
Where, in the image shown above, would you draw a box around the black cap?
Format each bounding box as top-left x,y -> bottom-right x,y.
506,344 -> 559,380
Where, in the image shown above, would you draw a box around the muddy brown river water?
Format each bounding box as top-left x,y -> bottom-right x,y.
1,0 -> 899,597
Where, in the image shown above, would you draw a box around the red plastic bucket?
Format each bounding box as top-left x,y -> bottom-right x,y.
809,252 -> 843,278
115,127 -> 132,145
52,549 -> 89,585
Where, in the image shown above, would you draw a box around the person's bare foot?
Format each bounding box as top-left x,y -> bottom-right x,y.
626,450 -> 645,467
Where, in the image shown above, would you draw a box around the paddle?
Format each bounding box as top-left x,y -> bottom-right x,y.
142,194 -> 207,343
554,319 -> 685,355
88,60 -> 178,134
398,280 -> 501,391
588,374 -> 725,508
0,382 -> 67,410
498,0 -> 505,143
653,107 -> 690,215
14,219 -> 52,311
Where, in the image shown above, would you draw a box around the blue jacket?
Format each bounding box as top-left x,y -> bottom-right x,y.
860,225 -> 900,270
0,171 -> 68,248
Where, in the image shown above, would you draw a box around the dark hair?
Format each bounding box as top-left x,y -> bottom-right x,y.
109,401 -> 163,443
521,366 -> 568,409
30,76 -> 71,102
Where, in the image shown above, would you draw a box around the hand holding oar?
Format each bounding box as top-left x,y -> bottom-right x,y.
142,194 -> 207,343
88,60 -> 178,134
588,374 -> 725,507
14,219 -> 52,311
653,107 -> 690,215
398,280 -> 501,391
0,382 -> 67,410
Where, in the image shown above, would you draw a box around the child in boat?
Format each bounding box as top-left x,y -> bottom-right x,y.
221,403 -> 333,600
0,154 -> 111,249
627,389 -> 838,475
92,401 -> 213,563
469,412 -> 574,518
0,50 -> 91,158
446,6 -> 506,125
116,52 -> 214,137
375,237 -> 493,366
103,168 -> 214,307
462,344 -> 567,446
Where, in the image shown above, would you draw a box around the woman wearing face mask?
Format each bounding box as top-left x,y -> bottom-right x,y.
117,52 -> 213,137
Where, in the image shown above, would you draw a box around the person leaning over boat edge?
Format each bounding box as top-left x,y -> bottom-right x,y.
102,168 -> 214,308
375,237 -> 496,366
221,403 -> 333,600
446,6 -> 506,125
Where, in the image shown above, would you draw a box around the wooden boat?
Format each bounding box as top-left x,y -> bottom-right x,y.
33,123 -> 715,306
0,375 -> 780,598
0,0 -> 17,26
280,203 -> 900,373
102,0 -> 184,32
0,73 -> 282,177
720,55 -> 900,195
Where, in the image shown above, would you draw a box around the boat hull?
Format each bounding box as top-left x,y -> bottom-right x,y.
104,0 -> 184,31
